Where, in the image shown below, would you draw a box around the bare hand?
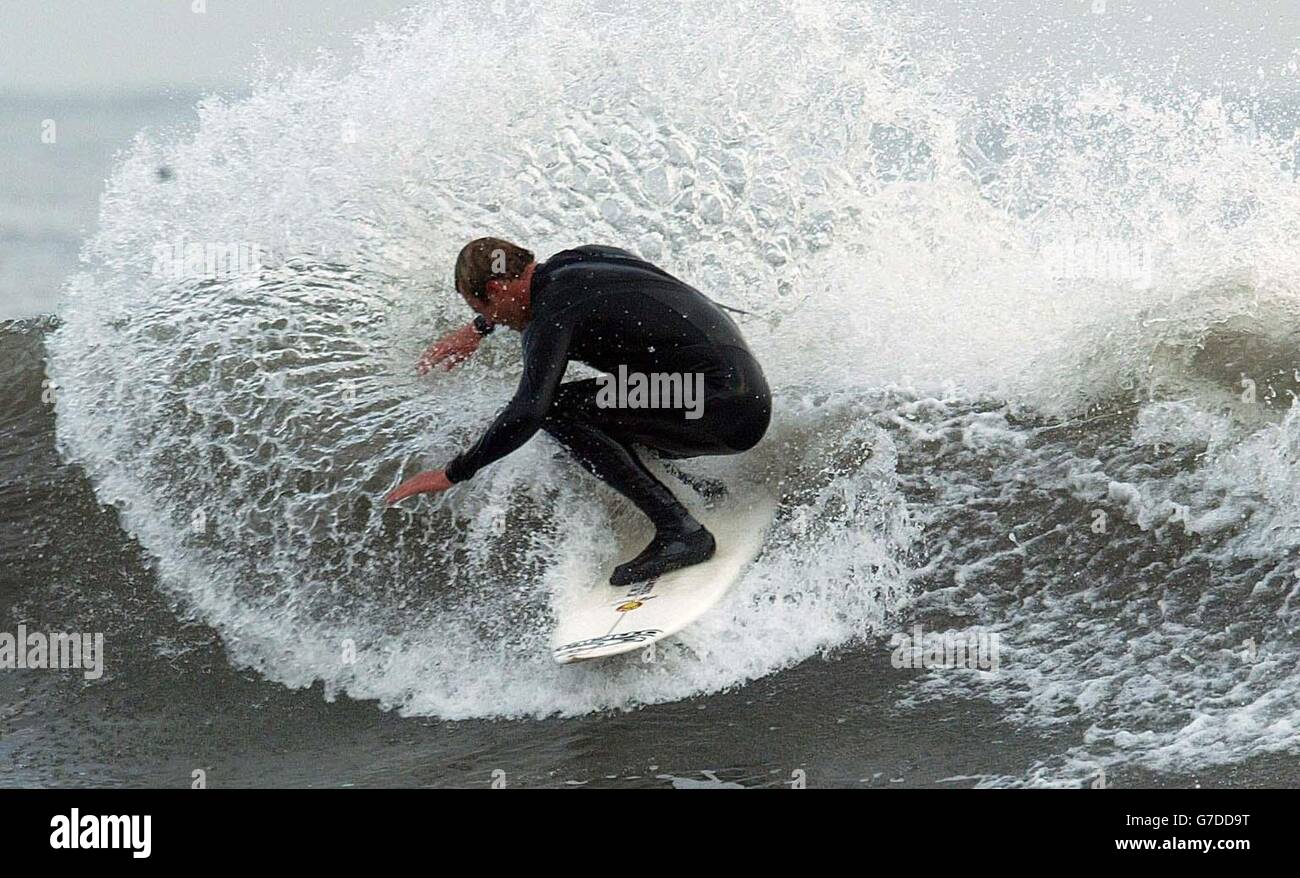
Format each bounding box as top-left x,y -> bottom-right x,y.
386,470 -> 454,505
416,324 -> 482,376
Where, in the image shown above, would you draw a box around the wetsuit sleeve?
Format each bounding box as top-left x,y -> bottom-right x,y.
443,316 -> 574,483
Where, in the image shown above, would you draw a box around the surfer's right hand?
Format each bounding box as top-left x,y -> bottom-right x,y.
416,323 -> 482,376
386,469 -> 454,505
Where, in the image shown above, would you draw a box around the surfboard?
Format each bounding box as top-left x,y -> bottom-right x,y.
551,491 -> 777,664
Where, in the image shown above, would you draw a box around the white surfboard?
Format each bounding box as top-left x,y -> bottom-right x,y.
551,491 -> 777,664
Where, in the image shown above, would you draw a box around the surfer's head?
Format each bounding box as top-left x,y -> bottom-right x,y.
455,237 -> 536,330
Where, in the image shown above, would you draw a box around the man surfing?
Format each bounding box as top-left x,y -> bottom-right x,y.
386,238 -> 771,586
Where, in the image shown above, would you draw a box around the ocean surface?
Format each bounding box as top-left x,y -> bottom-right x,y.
4,0 -> 1300,787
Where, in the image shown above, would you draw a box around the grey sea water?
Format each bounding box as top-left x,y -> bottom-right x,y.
6,0 -> 1300,788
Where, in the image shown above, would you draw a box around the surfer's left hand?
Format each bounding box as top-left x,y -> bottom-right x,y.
386,469 -> 453,505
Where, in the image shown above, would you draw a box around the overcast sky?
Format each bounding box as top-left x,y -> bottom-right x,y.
0,0 -> 415,95
3,1 -> 1300,96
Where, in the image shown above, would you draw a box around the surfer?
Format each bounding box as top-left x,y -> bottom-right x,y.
386,238 -> 771,585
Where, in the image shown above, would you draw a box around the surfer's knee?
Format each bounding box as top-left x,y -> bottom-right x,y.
717,395 -> 771,453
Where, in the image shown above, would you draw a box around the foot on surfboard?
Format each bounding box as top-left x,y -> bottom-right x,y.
609,524 -> 717,586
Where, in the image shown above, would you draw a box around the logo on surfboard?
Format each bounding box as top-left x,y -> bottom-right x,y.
554,629 -> 664,660
614,594 -> 661,613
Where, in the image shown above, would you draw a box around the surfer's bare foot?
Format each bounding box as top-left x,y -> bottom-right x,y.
609,524 -> 716,586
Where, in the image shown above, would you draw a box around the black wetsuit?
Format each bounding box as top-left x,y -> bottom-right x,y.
445,246 -> 770,557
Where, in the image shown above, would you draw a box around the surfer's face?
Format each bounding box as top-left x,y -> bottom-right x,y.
463,264 -> 535,331
464,285 -> 517,329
